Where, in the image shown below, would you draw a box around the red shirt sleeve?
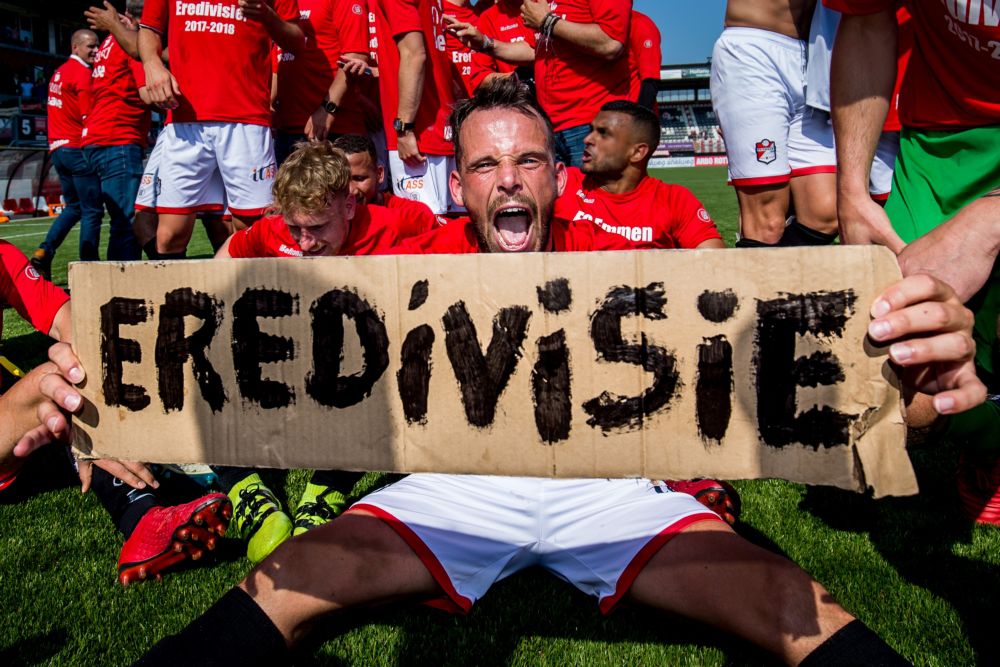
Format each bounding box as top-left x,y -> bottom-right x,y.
663,185 -> 722,249
0,241 -> 70,335
226,221 -> 272,258
822,0 -> 893,15
633,13 -> 660,81
386,0 -> 423,38
140,0 -> 168,33
130,57 -> 146,88
589,0 -> 631,44
273,0 -> 302,22
388,197 -> 437,239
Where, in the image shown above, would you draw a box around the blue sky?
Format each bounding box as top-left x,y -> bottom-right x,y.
633,0 -> 726,64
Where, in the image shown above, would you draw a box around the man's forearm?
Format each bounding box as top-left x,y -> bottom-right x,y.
396,33 -> 427,123
830,11 -> 897,199
266,17 -> 305,55
551,20 -> 624,60
110,21 -> 140,59
138,27 -> 163,66
490,40 -> 535,66
326,52 -> 368,107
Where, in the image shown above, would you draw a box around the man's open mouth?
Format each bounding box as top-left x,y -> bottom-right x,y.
493,205 -> 533,251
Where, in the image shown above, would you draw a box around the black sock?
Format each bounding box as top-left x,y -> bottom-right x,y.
156,251 -> 187,260
134,588 -> 288,666
142,240 -> 161,260
212,465 -> 258,493
735,237 -> 778,248
309,469 -> 365,493
800,620 -> 911,666
90,467 -> 160,538
778,220 -> 838,247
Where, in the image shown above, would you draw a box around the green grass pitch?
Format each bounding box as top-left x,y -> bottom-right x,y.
0,167 -> 997,665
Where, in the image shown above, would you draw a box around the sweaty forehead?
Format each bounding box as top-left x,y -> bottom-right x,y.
460,108 -> 550,162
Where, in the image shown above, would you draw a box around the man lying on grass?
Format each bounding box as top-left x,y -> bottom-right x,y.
33,78 -> 983,665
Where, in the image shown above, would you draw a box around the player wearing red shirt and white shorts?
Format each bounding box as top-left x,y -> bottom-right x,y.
272,0 -> 370,163
372,0 -> 459,215
137,0 -> 304,256
442,0 -> 479,98
627,10 -> 660,110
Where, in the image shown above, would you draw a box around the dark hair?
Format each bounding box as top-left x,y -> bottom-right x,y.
450,75 -> 555,166
600,100 -> 661,150
332,133 -> 378,163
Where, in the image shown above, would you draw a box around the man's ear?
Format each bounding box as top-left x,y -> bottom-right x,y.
376,164 -> 385,187
345,193 -> 357,220
555,161 -> 567,197
631,142 -> 652,165
449,167 -> 464,207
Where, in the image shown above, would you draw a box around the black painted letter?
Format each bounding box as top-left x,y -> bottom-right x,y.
754,290 -> 858,449
583,283 -> 681,432
232,288 -> 297,409
696,335 -> 733,442
442,301 -> 531,428
100,297 -> 150,411
397,324 -> 435,424
532,330 -> 571,443
156,288 -> 227,412
307,289 -> 390,408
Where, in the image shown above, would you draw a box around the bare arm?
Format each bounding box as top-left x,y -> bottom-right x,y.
46,301 -> 72,344
521,0 -> 624,61
239,0 -> 305,55
830,9 -> 901,250
85,1 -> 140,58
695,238 -> 727,250
395,31 -> 427,165
138,27 -> 181,108
305,52 -> 371,141
443,16 -> 535,66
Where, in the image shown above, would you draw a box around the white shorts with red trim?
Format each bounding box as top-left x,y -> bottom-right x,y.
869,131 -> 899,200
152,122 -> 274,216
135,129 -> 166,211
387,152 -> 462,215
711,27 -> 836,186
348,474 -> 721,614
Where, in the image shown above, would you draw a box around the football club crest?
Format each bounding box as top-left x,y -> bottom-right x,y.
755,139 -> 777,165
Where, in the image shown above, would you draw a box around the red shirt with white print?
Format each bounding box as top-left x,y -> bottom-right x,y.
82,34 -> 151,148
469,0 -> 536,91
627,11 -> 660,103
825,0 -> 1000,128
384,213 -> 630,254
534,0 -> 632,132
140,0 -> 299,126
226,205 -> 401,257
47,56 -> 92,151
372,0 -> 456,155
274,0 -> 369,134
442,1 -> 479,97
554,168 -> 722,250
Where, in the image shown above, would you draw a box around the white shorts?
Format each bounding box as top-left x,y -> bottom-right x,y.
349,474 -> 721,614
135,130 -> 166,210
153,121 -> 274,217
711,27 -> 836,186
387,152 -> 462,215
870,131 -> 900,200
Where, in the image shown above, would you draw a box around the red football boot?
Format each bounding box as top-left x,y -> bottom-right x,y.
957,453 -> 1000,526
664,478 -> 742,526
0,456 -> 25,493
117,493 -> 232,586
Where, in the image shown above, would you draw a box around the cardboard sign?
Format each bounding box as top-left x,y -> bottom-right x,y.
69,246 -> 914,497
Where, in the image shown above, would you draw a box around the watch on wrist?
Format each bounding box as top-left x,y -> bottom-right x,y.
322,98 -> 338,114
393,118 -> 416,135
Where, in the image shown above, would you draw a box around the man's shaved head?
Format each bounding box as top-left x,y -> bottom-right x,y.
70,29 -> 99,64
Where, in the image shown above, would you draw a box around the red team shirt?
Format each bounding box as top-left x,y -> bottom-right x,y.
555,168 -> 722,249
442,0 -> 479,97
386,214 -> 630,254
627,11 -> 660,103
140,0 -> 299,126
469,0 -> 536,91
535,0 -> 632,132
382,192 -> 440,236
825,0 -> 1000,128
0,241 -> 69,341
226,203 -> 434,257
47,56 -> 92,150
372,0 -> 456,155
82,34 -> 151,148
274,0 -> 369,134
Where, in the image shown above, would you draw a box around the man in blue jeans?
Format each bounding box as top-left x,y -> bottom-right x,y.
79,3 -> 150,262
33,28 -> 101,279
